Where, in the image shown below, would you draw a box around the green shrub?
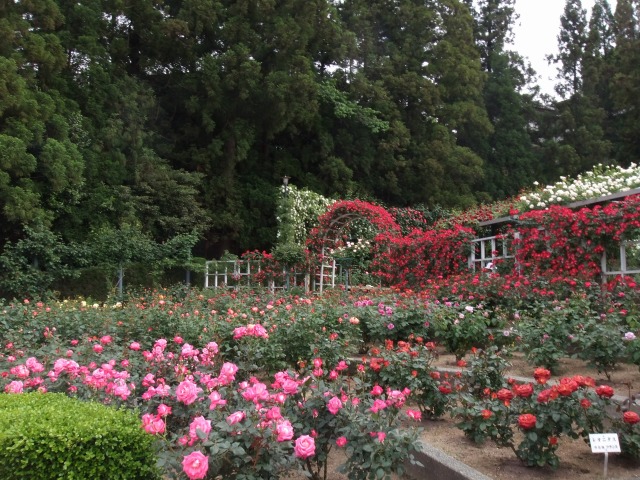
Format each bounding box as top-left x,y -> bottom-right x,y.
0,393 -> 159,480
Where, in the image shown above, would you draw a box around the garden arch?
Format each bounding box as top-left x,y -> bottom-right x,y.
307,200 -> 401,291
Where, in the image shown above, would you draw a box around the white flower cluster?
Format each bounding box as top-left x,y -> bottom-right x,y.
516,163 -> 640,212
329,239 -> 372,257
278,185 -> 336,245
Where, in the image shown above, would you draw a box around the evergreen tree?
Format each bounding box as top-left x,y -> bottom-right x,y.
551,0 -> 588,99
0,0 -> 84,242
610,0 -> 640,163
427,0 -> 492,207
544,0 -> 610,178
466,0 -> 539,199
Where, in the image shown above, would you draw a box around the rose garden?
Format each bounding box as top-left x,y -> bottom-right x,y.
2,165 -> 640,479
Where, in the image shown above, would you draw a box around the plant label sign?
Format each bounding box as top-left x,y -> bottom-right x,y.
589,433 -> 621,453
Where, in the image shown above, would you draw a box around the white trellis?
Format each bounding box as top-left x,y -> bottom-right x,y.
601,239 -> 640,280
473,189 -> 640,282
204,260 -> 312,292
468,233 -> 518,272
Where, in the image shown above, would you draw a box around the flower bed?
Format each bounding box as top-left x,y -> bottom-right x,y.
1,284 -> 639,478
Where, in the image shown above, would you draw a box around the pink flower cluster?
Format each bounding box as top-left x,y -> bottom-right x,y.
232,323 -> 269,340
0,334 -> 421,480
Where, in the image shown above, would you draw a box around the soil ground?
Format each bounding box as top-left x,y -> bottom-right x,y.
286,351 -> 640,480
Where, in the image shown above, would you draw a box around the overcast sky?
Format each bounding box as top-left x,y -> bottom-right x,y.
510,0 -> 616,97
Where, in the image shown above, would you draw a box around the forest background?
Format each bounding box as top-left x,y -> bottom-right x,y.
1,0 -> 639,297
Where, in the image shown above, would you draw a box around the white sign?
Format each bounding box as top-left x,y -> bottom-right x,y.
589,433 -> 621,453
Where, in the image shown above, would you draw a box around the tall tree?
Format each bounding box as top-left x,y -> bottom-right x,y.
0,0 -> 84,242
610,0 -> 640,163
552,0 -> 588,99
471,0 -> 516,73
465,0 -> 539,199
427,0 -> 492,206
544,0 -> 610,178
336,0 -> 491,208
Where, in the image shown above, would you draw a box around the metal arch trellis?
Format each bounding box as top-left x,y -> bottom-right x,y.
317,212 -> 364,292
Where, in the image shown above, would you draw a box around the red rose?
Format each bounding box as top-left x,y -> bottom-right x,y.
481,409 -> 493,419
580,399 -> 592,409
518,413 -> 537,430
438,382 -> 452,394
533,368 -> 551,384
623,411 -> 640,425
556,383 -> 574,397
595,385 -> 614,398
496,388 -> 514,402
537,389 -> 551,403
513,383 -> 534,398
558,378 -> 578,394
573,375 -> 595,388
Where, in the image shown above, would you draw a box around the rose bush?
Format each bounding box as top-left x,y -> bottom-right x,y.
453,368 -> 611,468
361,339 -> 459,418
0,292 -> 424,479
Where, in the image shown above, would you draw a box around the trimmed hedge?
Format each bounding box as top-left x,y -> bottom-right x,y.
0,393 -> 159,479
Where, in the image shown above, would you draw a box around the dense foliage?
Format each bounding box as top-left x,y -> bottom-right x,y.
2,0 -> 640,294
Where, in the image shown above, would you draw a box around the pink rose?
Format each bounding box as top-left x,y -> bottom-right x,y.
189,416 -> 212,440
327,396 -> 343,415
25,357 -> 44,373
129,342 -> 141,351
208,391 -> 227,410
182,451 -> 209,480
276,420 -> 294,442
217,362 -> 239,385
5,380 -> 23,394
226,411 -> 246,425
336,436 -> 348,447
176,379 -> 202,405
266,406 -> 282,421
92,344 -> 103,354
157,404 -> 172,416
406,409 -> 422,421
294,435 -> 316,459
282,378 -> 299,395
370,399 -> 387,413
10,364 -> 30,379
141,413 -> 165,435
371,385 -> 384,396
